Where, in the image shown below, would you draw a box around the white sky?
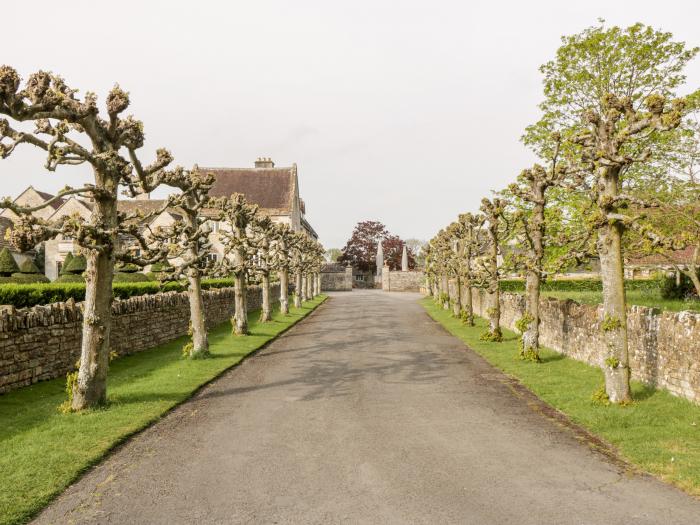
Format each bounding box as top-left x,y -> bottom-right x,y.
2,0 -> 700,248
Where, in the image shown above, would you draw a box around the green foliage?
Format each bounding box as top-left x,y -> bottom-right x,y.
57,370 -> 79,414
661,273 -> 699,299
60,253 -> 73,276
0,248 -> 19,276
500,278 -> 662,293
18,259 -> 41,274
515,313 -> 534,334
54,274 -> 85,284
479,328 -> 502,342
8,272 -> 49,284
181,341 -> 194,358
601,314 -> 622,332
605,356 -> 621,369
591,385 -> 611,406
115,262 -> 140,273
113,271 -> 150,283
0,278 -> 236,307
63,254 -> 86,275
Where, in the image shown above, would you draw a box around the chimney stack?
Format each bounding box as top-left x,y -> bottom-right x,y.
255,157 -> 275,168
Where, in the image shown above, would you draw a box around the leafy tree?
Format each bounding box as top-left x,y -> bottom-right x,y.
530,22 -> 697,403
325,248 -> 342,262
453,213 -> 484,326
338,220 -> 388,273
404,238 -> 427,268
382,235 -> 416,270
476,198 -> 506,342
0,66 -> 175,410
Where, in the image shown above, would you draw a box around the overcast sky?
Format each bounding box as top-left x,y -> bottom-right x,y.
2,1 -> 700,249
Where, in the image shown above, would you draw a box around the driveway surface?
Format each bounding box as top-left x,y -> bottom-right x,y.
35,290 -> 700,524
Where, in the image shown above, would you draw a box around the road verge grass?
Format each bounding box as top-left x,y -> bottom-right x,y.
0,296 -> 326,525
421,297 -> 700,497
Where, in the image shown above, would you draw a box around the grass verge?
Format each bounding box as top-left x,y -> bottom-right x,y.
0,296 -> 326,525
421,297 -> 700,497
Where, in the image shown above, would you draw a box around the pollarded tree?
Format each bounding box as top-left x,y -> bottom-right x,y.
290,231 -> 305,308
139,167 -> 218,358
535,23 -> 696,403
250,215 -> 276,322
217,193 -> 258,336
273,223 -> 295,314
476,197 -> 507,342
454,212 -> 485,326
504,149 -> 568,361
0,67 -> 174,410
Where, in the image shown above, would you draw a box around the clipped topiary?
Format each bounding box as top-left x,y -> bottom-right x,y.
55,273 -> 85,283
0,248 -> 20,277
19,259 -> 41,274
64,254 -> 87,275
115,262 -> 140,273
113,271 -> 150,283
61,252 -> 74,275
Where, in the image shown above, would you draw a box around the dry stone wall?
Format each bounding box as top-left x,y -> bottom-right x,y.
381,269 -> 426,292
0,284 -> 278,394
320,264 -> 353,291
464,286 -> 700,404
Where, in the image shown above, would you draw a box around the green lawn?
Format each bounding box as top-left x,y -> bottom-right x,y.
538,290 -> 700,312
0,296 -> 326,525
421,298 -> 700,497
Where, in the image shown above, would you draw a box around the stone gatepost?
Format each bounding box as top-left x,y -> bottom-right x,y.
382,264 -> 391,291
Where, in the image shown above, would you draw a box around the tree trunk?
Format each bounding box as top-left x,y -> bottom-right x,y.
452,276 -> 462,317
684,246 -> 700,297
306,274 -> 313,299
279,269 -> 289,314
441,274 -> 449,309
72,247 -> 114,410
233,271 -> 248,335
521,270 -> 541,359
463,279 -> 474,326
301,274 -> 308,302
260,273 -> 271,322
484,231 -> 501,341
598,166 -> 631,403
187,269 -> 209,357
294,271 -> 302,308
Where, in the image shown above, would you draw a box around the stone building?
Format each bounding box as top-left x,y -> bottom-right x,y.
1,158 -> 317,281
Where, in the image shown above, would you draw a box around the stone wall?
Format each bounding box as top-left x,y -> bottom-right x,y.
464,286 -> 700,404
321,265 -> 353,291
382,268 -> 426,293
0,284 -> 279,394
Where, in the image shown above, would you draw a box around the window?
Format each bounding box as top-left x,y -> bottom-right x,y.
206,253 -> 218,263
355,274 -> 365,281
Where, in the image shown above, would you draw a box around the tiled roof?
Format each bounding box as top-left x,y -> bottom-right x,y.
117,200 -> 168,216
201,167 -> 295,212
628,246 -> 696,266
33,189 -> 66,210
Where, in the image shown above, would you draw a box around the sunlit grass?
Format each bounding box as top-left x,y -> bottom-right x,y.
0,296 -> 326,525
422,297 -> 700,497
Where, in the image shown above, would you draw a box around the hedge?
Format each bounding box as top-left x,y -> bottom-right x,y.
0,278 -> 236,308
499,278 -> 663,293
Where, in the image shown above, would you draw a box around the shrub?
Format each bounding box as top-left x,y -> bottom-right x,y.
63,254 -> 86,274
9,272 -> 50,284
18,259 -> 42,274
60,252 -> 74,275
0,248 -> 20,276
54,274 -> 85,283
500,278 -> 664,294
113,271 -> 150,283
0,277 -> 236,307
660,273 -> 699,299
